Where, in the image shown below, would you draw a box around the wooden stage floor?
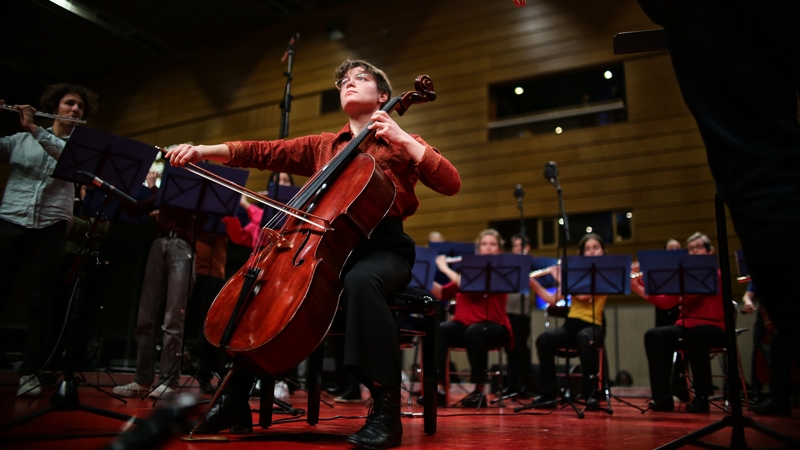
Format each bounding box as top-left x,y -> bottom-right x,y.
1,375 -> 798,450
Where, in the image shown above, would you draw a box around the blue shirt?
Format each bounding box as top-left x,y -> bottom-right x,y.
0,127 -> 74,229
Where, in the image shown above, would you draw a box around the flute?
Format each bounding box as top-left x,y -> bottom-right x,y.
530,265 -> 643,279
0,103 -> 87,124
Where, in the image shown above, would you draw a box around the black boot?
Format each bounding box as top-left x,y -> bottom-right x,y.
346,387 -> 403,450
194,394 -> 253,434
460,384 -> 487,408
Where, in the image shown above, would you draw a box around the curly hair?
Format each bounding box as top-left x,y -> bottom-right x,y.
39,83 -> 99,119
333,59 -> 392,99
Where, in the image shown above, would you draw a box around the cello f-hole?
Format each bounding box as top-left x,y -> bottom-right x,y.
292,230 -> 311,266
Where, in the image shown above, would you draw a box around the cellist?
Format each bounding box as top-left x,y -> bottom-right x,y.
166,59 -> 461,450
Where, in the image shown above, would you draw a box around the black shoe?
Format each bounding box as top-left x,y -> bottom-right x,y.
335,386 -> 363,403
685,396 -> 709,413
194,394 -> 253,434
648,400 -> 674,412
750,397 -> 792,416
459,390 -> 487,408
416,390 -> 446,407
346,388 -> 402,450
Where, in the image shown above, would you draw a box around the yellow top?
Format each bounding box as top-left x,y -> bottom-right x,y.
567,295 -> 606,326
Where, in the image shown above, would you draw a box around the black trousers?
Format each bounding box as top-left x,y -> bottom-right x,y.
766,330 -> 793,398
504,313 -> 532,391
644,324 -> 726,401
749,311 -> 767,397
638,0 -> 800,365
536,319 -> 603,398
0,218 -> 67,375
438,320 -> 509,385
188,274 -> 229,377
222,217 -> 413,398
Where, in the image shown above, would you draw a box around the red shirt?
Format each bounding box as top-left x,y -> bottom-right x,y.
638,273 -> 726,330
222,204 -> 264,249
441,282 -> 514,348
224,123 -> 460,219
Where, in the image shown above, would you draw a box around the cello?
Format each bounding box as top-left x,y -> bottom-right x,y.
201,75 -> 437,375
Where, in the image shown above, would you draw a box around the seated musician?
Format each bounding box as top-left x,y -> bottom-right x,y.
529,233 -> 608,408
222,171 -> 294,249
166,59 -> 461,450
630,232 -> 725,413
430,229 -> 513,408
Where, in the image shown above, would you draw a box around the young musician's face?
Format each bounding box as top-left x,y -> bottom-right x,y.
511,238 -> 530,255
478,234 -> 502,256
278,173 -> 292,186
339,68 -> 388,115
686,238 -> 711,255
582,238 -> 604,256
56,93 -> 85,120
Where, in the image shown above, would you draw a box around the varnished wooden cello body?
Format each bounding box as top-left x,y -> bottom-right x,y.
203,76 -> 437,374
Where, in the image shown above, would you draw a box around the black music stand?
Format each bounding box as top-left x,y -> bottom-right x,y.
638,251 -> 718,412
453,254 -> 533,295
566,254 -> 643,414
491,256 -> 558,405
146,160 -> 248,402
449,254 -> 532,408
0,127 -> 156,435
52,126 -> 158,197
515,254 -> 632,417
410,246 -> 439,292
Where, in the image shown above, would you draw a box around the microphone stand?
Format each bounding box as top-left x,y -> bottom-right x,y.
279,34 -> 297,141
516,187 -> 526,247
258,32 -> 303,420
494,188 -> 527,404
515,171 -> 583,418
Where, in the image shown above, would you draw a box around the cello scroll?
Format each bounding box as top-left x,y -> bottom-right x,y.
392,75 -> 436,116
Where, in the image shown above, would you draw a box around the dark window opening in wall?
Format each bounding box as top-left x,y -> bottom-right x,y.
615,211 -> 634,241
541,218 -> 556,247
570,211 -> 614,245
490,210 -> 633,251
320,89 -> 341,114
488,63 -> 627,140
488,219 -> 540,251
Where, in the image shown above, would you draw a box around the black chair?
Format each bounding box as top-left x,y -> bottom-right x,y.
259,285 -> 440,435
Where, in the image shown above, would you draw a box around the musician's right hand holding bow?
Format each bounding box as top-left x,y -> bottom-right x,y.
163,143 -> 232,167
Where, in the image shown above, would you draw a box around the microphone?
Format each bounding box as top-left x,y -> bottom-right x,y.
543,161 -> 558,187
514,184 -> 525,201
281,32 -> 300,63
78,171 -> 137,205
